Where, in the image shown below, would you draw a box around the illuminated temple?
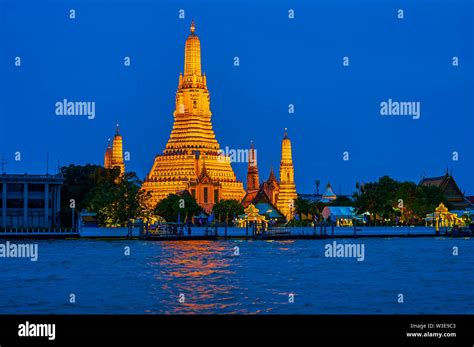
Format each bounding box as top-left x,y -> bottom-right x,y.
276,129 -> 298,219
242,129 -> 298,221
104,124 -> 125,176
142,21 -> 245,212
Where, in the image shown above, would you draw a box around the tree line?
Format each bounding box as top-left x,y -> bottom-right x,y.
60,164 -> 243,227
60,166 -> 448,227
294,175 -> 449,226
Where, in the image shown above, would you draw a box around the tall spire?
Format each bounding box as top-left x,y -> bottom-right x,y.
247,140 -> 259,192
281,128 -> 293,163
277,128 -> 297,221
104,124 -> 125,176
184,20 -> 202,76
104,138 -> 112,169
248,140 -> 257,168
166,19 -> 215,153
143,20 -> 245,213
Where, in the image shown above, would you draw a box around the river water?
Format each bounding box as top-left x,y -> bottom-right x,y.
1,231 -> 473,314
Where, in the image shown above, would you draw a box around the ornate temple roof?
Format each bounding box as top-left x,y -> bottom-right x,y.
267,167 -> 278,184
419,172 -> 472,209
241,187 -> 285,220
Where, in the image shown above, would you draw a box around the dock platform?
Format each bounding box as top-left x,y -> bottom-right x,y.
0,227 -> 78,239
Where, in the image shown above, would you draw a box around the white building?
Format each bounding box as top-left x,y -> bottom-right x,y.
0,173 -> 64,228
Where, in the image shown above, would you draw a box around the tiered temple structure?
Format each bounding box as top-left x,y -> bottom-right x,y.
142,21 -> 245,212
242,129 -> 297,221
275,129 -> 298,220
104,124 -> 125,175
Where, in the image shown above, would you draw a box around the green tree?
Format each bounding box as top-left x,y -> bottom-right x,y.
60,164 -> 151,227
212,199 -> 244,224
353,175 -> 449,226
154,192 -> 202,223
85,172 -> 149,226
60,164 -> 121,226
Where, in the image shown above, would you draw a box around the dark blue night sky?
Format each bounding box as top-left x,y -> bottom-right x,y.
1,0 -> 473,195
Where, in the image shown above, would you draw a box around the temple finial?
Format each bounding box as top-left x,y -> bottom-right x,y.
116,123 -> 120,135
283,128 -> 288,139
190,20 -> 195,34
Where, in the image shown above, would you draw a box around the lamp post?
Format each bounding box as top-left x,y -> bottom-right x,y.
315,180 -> 320,201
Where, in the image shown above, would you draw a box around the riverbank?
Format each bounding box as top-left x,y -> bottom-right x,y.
0,226 -> 470,240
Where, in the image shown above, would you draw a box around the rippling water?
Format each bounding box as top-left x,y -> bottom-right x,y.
1,235 -> 473,314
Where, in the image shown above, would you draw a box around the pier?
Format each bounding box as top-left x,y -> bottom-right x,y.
0,224 -> 471,241
0,227 -> 78,239
140,223 -> 471,241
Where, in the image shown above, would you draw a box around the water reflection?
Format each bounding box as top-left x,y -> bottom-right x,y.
147,241 -> 241,314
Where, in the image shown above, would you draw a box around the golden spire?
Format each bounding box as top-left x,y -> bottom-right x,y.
277,128 -> 297,221
143,20 -> 245,213
111,124 -> 125,176
184,20 -> 201,76
281,128 -> 293,163
104,138 -> 112,169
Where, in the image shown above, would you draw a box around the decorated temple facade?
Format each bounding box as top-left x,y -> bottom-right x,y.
104,124 -> 125,176
142,21 -> 245,212
241,129 -> 297,222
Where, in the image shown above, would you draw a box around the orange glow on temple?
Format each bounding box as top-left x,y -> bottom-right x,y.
142,21 -> 245,212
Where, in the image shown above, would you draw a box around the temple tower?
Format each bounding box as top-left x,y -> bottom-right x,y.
276,128 -> 297,220
246,141 -> 259,192
143,21 -> 244,212
104,138 -> 112,169
112,124 -> 125,175
104,124 -> 125,176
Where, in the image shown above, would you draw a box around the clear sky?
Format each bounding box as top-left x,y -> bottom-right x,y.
1,0 -> 473,195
